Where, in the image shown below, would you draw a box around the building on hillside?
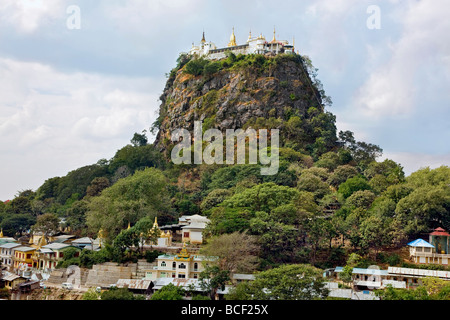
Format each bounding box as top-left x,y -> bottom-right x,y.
0,229 -> 16,245
189,28 -> 297,60
13,246 -> 36,270
408,227 -> 450,265
181,215 -> 210,244
146,243 -> 214,280
146,217 -> 173,247
0,272 -> 27,290
332,265 -> 450,290
32,243 -> 79,271
0,243 -> 21,271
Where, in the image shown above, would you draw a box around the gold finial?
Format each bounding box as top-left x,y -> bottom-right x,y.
153,217 -> 159,228
201,31 -> 206,43
247,29 -> 252,42
228,27 -> 237,47
272,26 -> 276,42
127,222 -> 131,230
0,229 -> 3,238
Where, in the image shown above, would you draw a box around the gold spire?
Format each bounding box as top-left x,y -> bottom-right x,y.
0,229 -> 3,238
37,235 -> 47,248
175,242 -> 192,261
153,217 -> 159,229
247,29 -> 252,42
201,31 -> 206,43
271,26 -> 277,43
228,27 -> 237,47
127,222 -> 131,230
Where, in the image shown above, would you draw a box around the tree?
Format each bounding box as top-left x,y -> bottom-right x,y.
86,168 -> 171,242
395,185 -> 450,236
131,131 -> 148,147
151,283 -> 185,300
82,287 -> 101,300
86,177 -> 110,197
201,231 -> 260,274
222,182 -> 299,213
0,214 -> 36,237
31,213 -> 60,237
345,190 -> 376,209
227,264 -> 328,300
338,176 -> 371,198
199,265 -> 230,300
327,165 -> 358,188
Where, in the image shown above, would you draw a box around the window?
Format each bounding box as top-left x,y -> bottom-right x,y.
161,261 -> 166,267
193,273 -> 198,279
194,263 -> 198,271
184,232 -> 190,238
178,274 -> 186,279
173,262 -> 176,270
179,263 -> 186,269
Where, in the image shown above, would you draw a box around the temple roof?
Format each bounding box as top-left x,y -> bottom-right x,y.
408,238 -> 435,248
430,227 -> 450,236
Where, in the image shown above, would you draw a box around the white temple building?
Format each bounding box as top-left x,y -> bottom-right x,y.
189,28 -> 296,60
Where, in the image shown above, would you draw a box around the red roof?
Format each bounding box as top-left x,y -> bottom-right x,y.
430,227 -> 450,236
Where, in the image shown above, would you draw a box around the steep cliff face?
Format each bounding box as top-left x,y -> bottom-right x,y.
154,54 -> 332,155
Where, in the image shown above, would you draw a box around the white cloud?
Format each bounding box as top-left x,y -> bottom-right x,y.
0,0 -> 65,33
0,57 -> 163,200
354,0 -> 450,118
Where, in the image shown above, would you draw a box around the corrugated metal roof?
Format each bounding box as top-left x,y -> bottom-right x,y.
0,243 -> 21,249
1,274 -> 24,281
116,279 -> 152,290
388,267 -> 450,279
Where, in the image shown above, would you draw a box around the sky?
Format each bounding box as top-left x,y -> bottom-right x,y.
0,0 -> 449,200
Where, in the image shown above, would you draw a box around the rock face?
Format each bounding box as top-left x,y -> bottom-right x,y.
154,54 -> 324,154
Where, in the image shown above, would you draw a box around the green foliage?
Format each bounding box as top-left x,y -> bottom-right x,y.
0,214 -> 36,237
86,168 -> 171,242
222,182 -> 299,213
151,283 -> 185,300
101,288 -> 144,300
184,58 -> 210,76
227,264 -> 328,300
82,287 -> 101,300
338,176 -> 371,198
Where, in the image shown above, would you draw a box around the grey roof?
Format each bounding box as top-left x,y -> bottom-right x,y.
232,274 -> 255,281
0,243 -> 21,249
182,222 -> 208,230
71,237 -> 95,244
14,246 -> 35,252
42,243 -> 71,250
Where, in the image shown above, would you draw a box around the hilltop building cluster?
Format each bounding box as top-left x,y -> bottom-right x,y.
189,28 -> 297,60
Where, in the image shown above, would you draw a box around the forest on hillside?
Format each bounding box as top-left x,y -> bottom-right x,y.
1,53 -> 449,273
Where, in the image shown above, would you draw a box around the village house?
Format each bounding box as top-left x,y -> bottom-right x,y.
13,246 -> 36,270
0,243 -> 21,271
145,243 -> 213,280
408,227 -> 450,265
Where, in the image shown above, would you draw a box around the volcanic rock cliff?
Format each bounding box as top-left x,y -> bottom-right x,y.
154,53 -> 335,156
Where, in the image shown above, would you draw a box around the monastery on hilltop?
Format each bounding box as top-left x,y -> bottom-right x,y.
189,28 -> 297,60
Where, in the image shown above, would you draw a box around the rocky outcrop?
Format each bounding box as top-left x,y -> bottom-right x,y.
154,54 -> 323,154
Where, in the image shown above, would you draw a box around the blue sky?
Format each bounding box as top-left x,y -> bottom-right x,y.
0,0 -> 449,200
